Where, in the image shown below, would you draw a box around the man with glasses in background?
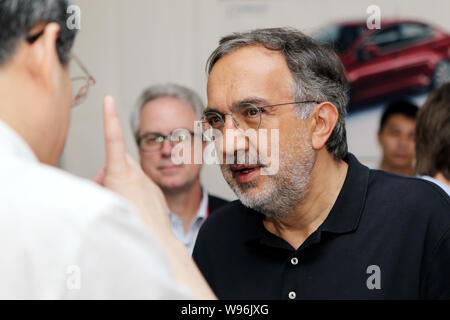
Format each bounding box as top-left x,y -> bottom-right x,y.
0,0 -> 214,299
131,84 -> 228,254
193,27 -> 450,299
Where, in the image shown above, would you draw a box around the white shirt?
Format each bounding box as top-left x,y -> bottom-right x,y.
169,190 -> 208,255
0,120 -> 191,299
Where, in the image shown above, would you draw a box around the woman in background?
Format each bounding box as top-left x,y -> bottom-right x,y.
415,83 -> 450,196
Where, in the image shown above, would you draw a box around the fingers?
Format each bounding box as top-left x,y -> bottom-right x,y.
103,96 -> 127,174
93,164 -> 106,186
125,153 -> 146,171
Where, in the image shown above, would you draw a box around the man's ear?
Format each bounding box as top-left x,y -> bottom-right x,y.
310,102 -> 339,151
377,130 -> 382,145
26,23 -> 61,90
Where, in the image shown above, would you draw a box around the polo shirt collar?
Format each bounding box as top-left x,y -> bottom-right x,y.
244,153 -> 369,244
320,153 -> 368,234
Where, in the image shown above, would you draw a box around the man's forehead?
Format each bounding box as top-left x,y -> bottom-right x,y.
206,45 -> 294,111
386,114 -> 417,126
208,45 -> 289,81
140,97 -> 197,131
142,97 -> 196,116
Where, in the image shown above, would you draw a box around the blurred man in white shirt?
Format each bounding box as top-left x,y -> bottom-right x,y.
0,0 -> 214,299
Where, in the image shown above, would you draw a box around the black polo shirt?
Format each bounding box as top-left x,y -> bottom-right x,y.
193,153 -> 450,299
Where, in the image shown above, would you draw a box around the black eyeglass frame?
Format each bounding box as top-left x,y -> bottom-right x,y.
137,130 -> 198,152
201,100 -> 321,131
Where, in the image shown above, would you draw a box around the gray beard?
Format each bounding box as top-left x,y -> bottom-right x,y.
221,137 -> 315,218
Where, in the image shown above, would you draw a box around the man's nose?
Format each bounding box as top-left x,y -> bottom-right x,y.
397,135 -> 412,150
223,114 -> 239,130
160,138 -> 173,156
222,127 -> 249,165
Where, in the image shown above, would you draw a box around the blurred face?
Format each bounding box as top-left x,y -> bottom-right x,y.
138,97 -> 203,193
378,114 -> 416,170
207,45 -> 316,217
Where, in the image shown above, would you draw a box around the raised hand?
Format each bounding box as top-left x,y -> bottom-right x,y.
100,95 -> 172,239
96,95 -> 215,299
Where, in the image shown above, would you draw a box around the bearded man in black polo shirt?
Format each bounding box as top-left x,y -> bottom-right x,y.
193,28 -> 450,300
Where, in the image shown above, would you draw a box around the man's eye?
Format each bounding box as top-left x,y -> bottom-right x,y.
144,136 -> 162,144
243,106 -> 260,117
206,114 -> 222,125
388,130 -> 400,137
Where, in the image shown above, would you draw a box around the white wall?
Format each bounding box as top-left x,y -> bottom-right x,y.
61,0 -> 450,200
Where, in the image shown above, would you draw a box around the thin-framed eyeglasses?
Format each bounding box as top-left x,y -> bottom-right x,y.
201,100 -> 320,132
137,130 -> 197,152
70,53 -> 96,107
25,28 -> 96,107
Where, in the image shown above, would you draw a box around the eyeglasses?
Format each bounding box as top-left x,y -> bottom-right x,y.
70,53 -> 96,106
137,130 -> 196,152
201,100 -> 320,132
25,28 -> 96,107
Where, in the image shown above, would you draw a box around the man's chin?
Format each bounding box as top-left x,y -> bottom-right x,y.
160,177 -> 199,194
228,176 -> 269,203
160,182 -> 185,191
226,172 -> 261,192
236,180 -> 259,192
232,185 -> 277,215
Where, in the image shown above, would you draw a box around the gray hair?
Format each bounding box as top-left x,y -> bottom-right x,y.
131,83 -> 205,140
206,27 -> 349,160
0,0 -> 77,66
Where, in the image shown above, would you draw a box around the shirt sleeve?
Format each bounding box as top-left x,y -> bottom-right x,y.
64,201 -> 193,300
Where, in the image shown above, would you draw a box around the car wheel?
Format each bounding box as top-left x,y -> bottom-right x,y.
432,60 -> 450,88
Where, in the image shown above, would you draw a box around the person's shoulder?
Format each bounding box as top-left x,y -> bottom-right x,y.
421,176 -> 450,196
0,159 -> 184,299
208,199 -> 246,218
44,163 -> 127,204
370,169 -> 449,205
3,158 -> 135,224
207,194 -> 230,213
368,169 -> 450,229
194,200 -> 252,260
201,200 -> 249,234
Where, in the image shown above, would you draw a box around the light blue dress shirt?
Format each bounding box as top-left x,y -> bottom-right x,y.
169,189 -> 209,255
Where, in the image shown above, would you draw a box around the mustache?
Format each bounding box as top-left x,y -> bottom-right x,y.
222,151 -> 269,166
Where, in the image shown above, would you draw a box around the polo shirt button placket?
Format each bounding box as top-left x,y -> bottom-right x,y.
286,257 -> 299,300
288,291 -> 296,300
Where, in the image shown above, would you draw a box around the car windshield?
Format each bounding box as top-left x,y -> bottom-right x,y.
315,24 -> 366,53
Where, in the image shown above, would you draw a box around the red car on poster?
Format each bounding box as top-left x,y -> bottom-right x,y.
315,19 -> 450,107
